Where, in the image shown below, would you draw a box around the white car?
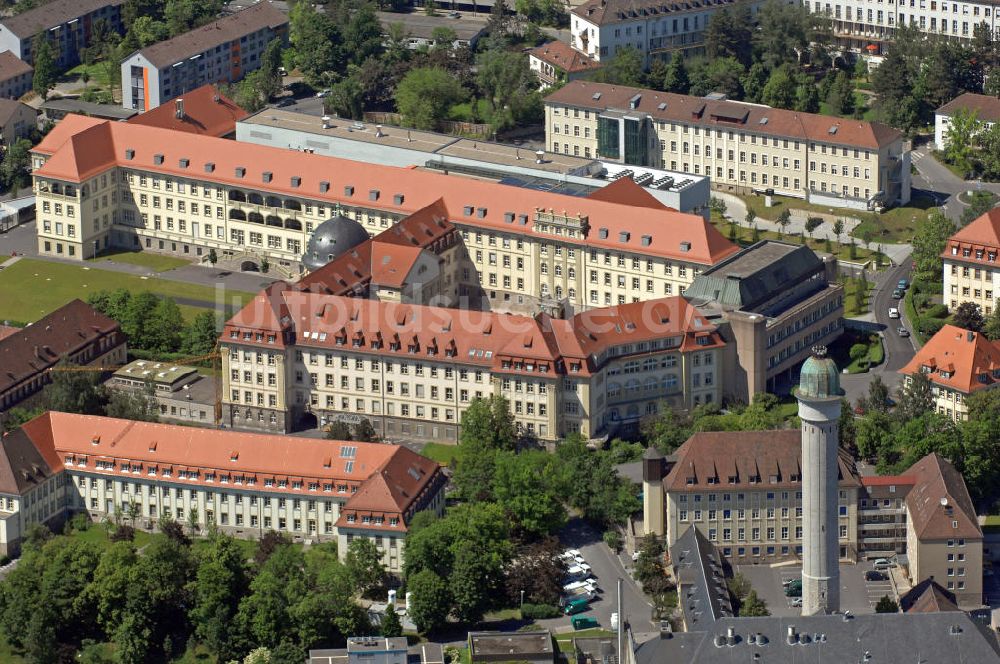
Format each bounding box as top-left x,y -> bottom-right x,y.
790,597 -> 803,607
888,308 -> 900,319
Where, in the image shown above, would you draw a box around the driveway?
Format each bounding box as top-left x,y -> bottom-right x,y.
531,518 -> 653,634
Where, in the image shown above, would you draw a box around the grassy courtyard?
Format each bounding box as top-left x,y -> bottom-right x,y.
88,248 -> 192,272
710,216 -> 879,264
420,442 -> 465,466
0,259 -> 253,324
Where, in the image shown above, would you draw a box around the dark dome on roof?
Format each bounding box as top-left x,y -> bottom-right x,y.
301,212 -> 370,271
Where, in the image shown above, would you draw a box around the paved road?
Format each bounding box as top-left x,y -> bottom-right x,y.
531,518 -> 653,634
910,144 -> 1000,225
270,95 -> 327,117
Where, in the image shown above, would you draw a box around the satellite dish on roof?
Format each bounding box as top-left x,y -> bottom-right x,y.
941,497 -> 949,506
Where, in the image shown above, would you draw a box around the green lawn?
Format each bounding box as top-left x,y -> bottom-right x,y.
420,442 -> 465,466
63,61 -> 113,87
89,249 -> 192,272
0,259 -> 253,323
819,93 -> 877,121
711,217 -> 879,264
842,276 -> 873,317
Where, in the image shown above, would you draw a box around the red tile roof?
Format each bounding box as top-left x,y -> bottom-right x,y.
32,116 -> 738,266
18,411 -> 443,529
545,81 -> 903,149
224,289 -> 723,378
937,93 -> 1000,124
899,324 -> 1000,395
861,475 -> 915,487
126,84 -> 248,137
0,299 -> 122,396
903,452 -> 981,541
943,208 -> 1000,266
586,176 -> 675,210
665,430 -> 861,492
528,40 -> 601,74
0,324 -> 18,341
572,0 -> 741,27
31,113 -> 106,156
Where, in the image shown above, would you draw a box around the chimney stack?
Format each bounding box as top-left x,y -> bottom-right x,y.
175,98 -> 185,119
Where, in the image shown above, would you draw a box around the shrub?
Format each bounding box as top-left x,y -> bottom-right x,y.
924,304 -> 948,319
109,524 -> 135,542
917,317 -> 946,337
521,603 -> 561,620
603,530 -> 622,552
849,343 -> 869,362
70,512 -> 91,532
0,556 -> 10,566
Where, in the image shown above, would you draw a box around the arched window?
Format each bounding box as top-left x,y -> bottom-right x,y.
284,199 -> 302,211
248,193 -> 264,205
247,212 -> 264,224
285,218 -> 302,231
229,190 -> 247,202
265,196 -> 282,208
265,215 -> 282,227
229,209 -> 247,221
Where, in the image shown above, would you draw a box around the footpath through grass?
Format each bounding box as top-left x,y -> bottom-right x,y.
0,259 -> 253,323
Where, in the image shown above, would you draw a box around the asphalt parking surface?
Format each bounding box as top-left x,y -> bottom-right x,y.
736,563 -> 897,617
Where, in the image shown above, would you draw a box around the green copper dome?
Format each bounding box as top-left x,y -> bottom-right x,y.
798,346 -> 843,399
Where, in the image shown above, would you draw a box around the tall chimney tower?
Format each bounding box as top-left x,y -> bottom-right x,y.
796,345 -> 843,616
642,446 -> 666,537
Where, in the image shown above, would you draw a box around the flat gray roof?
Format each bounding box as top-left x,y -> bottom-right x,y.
469,631 -> 553,657
377,10 -> 488,40
434,138 -> 595,174
42,98 -> 137,119
704,241 -> 801,280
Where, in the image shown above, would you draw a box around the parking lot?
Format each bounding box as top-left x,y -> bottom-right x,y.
736,562 -> 898,617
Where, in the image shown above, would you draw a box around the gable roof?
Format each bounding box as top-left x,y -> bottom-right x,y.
32,116 -> 739,266
586,175 -> 673,210
18,411 -> 443,526
0,427 -> 60,496
0,50 -> 31,82
937,93 -> 1000,124
131,2 -> 287,69
0,97 -> 33,125
898,324 -> 1000,394
903,452 -> 981,541
545,81 -> 903,149
127,84 -> 248,137
0,299 -> 120,396
0,0 -> 126,39
572,0 -> 741,26
901,579 -> 961,613
336,447 -> 444,531
528,40 -> 601,74
944,208 -> 1000,263
665,430 -> 861,491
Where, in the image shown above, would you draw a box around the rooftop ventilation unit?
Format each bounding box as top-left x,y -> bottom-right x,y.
657,102 -> 667,111
592,92 -> 602,101
629,93 -> 642,109
828,126 -> 838,135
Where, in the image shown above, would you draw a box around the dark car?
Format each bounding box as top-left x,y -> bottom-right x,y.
865,570 -> 886,581
892,289 -> 903,299
275,98 -> 296,107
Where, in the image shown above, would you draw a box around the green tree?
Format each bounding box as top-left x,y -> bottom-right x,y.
236,543 -> 308,650
826,71 -> 856,115
431,26 -> 457,46
944,107 -> 981,176
599,46 -> 644,87
776,208 -> 791,237
345,3 -> 384,65
460,395 -> 517,449
874,595 -> 899,613
190,534 -> 248,660
741,62 -> 769,104
912,210 -> 956,283
43,362 -> 107,414
0,138 -> 33,192
395,67 -> 467,130
689,56 -> 744,98
345,538 -> 386,596
380,606 -> 403,638
288,3 -> 343,85
739,590 -> 771,616
325,420 -> 353,440
662,54 -> 690,94
208,248 -> 218,265
476,48 -> 536,128
984,305 -> 1000,341
640,407 -> 692,453
31,36 -> 57,98
832,218 -> 845,249
181,310 -> 218,356
704,5 -> 752,67
896,372 -> 935,422
953,301 -> 985,332
804,216 -> 823,240
762,66 -> 798,109
145,297 -> 185,353
353,418 -> 378,442
754,0 -> 826,69
794,82 -> 820,113
959,389 -> 1000,502
491,450 -> 566,537
106,381 -> 159,421
407,569 -> 451,633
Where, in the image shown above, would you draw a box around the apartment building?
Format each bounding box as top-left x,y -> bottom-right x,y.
659,430 -> 862,564
943,206 -> 1000,315
857,475 -> 912,560
0,299 -> 126,415
0,98 -> 36,147
30,114 -> 738,310
569,0 -> 752,66
221,283 -> 725,440
935,93 -> 1000,150
0,50 -> 32,100
0,0 -> 125,68
543,81 -> 911,211
120,2 -> 288,112
808,0 -> 1000,57
899,325 -> 1000,421
3,412 -> 446,569
903,453 -> 983,609
107,359 -> 217,425
683,241 -> 845,401
527,40 -> 601,88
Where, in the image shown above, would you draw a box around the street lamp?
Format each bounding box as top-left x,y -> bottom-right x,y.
520,589 -> 525,608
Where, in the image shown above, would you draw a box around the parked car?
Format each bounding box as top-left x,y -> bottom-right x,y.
784,581 -> 802,597
790,597 -> 803,607
898,279 -> 909,290
892,289 -> 903,299
275,98 -> 295,107
865,570 -> 886,581
888,308 -> 900,319
316,89 -> 331,98
872,558 -> 895,570
897,327 -> 910,337
572,616 -> 600,630
564,597 -> 590,615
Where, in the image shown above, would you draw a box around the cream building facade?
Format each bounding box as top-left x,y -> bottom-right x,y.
31,115 -> 738,309
543,81 -> 911,211
2,412 -> 446,571
943,208 -> 1000,315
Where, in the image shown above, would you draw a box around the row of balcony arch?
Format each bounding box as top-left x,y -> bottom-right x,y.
229,209 -> 303,231
228,190 -> 303,211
